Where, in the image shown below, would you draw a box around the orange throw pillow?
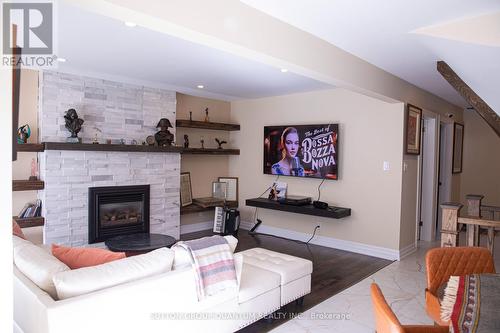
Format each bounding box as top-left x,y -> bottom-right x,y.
51,244 -> 126,269
13,220 -> 26,239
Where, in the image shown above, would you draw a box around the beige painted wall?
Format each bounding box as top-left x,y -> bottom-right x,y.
177,93 -> 232,225
460,109 -> 500,206
399,155 -> 419,249
230,88 -> 405,250
12,69 -> 39,215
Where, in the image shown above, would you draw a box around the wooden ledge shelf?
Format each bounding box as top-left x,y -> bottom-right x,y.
44,142 -> 184,153
16,143 -> 45,152
181,148 -> 240,155
13,216 -> 44,228
246,198 -> 351,219
181,201 -> 238,215
176,120 -> 240,131
13,180 -> 44,191
41,142 -> 239,155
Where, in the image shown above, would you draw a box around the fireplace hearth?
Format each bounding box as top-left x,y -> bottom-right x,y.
88,185 -> 150,243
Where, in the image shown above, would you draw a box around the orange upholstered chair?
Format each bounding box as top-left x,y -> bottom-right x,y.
425,247 -> 496,326
370,283 -> 448,333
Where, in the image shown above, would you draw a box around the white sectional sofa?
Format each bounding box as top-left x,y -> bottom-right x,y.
13,229 -> 312,333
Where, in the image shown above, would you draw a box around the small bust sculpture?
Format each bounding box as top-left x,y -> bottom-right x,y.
183,134 -> 189,148
64,109 -> 84,141
17,124 -> 31,144
154,118 -> 174,146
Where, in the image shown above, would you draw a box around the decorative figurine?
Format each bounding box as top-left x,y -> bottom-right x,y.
204,107 -> 209,122
119,138 -> 126,145
106,139 -> 112,144
131,139 -> 138,145
17,124 -> 31,144
183,134 -> 189,148
189,111 -> 193,121
154,118 -> 174,146
142,141 -> 146,145
64,109 -> 84,143
215,138 -> 227,149
92,128 -> 101,144
146,135 -> 155,146
200,136 -> 205,149
29,158 -> 38,181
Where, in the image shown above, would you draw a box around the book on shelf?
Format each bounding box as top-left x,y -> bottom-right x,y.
18,200 -> 42,218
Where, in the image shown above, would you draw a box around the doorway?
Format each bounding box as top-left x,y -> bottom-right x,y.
418,116 -> 438,242
436,122 -> 453,236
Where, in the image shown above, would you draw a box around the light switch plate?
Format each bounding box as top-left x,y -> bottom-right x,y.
383,161 -> 390,171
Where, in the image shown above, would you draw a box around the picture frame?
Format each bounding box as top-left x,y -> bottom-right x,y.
218,177 -> 239,202
405,104 -> 422,155
180,172 -> 193,206
452,123 -> 464,174
212,181 -> 227,200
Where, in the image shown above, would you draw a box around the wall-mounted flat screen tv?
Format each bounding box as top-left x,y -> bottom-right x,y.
264,124 -> 338,179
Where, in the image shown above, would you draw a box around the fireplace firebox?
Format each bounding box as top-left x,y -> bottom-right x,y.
88,185 -> 150,243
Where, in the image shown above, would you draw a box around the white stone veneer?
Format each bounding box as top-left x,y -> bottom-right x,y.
38,71 -> 180,245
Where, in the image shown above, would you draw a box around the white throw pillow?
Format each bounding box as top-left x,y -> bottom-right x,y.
13,236 -> 70,299
172,235 -> 238,270
53,247 -> 174,300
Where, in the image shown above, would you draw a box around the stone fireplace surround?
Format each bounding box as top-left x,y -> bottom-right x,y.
38,71 -> 180,246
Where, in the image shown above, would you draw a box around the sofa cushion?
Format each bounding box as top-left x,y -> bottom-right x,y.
238,263 -> 280,303
12,219 -> 26,239
53,247 -> 174,299
13,236 -> 70,299
172,235 -> 238,270
52,244 -> 126,269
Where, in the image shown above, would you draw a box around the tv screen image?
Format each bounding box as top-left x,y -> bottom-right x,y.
264,124 -> 338,179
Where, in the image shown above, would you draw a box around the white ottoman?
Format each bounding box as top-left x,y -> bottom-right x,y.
239,248 -> 313,307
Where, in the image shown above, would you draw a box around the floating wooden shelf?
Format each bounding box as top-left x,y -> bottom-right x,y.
246,198 -> 351,219
181,201 -> 238,215
42,142 -> 238,155
181,148 -> 240,155
13,216 -> 45,228
13,180 -> 44,191
44,142 -> 184,153
16,143 -> 45,152
176,120 -> 240,131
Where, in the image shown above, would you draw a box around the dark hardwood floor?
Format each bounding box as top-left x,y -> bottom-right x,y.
181,229 -> 392,332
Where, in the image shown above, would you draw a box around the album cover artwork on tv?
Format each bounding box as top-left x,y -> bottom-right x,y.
263,124 -> 338,179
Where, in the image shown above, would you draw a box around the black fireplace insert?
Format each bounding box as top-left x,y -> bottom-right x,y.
88,185 -> 150,243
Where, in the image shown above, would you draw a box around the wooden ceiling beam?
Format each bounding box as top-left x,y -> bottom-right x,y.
437,61 -> 500,137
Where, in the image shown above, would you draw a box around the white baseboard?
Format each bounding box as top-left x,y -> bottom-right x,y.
187,220 -> 410,261
399,242 -> 417,260
241,220 -> 402,261
180,221 -> 213,235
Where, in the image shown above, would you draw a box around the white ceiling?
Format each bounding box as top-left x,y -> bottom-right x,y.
54,2 -> 331,101
241,0 -> 500,113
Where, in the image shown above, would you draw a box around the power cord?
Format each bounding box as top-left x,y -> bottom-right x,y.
316,178 -> 326,201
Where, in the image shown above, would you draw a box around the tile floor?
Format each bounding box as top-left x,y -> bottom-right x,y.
271,236 -> 500,333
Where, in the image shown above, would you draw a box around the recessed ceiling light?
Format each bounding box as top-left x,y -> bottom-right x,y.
124,21 -> 137,27
197,85 -> 204,89
56,57 -> 67,63
280,68 -> 288,73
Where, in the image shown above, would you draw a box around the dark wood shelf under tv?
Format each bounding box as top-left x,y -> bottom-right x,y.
176,120 -> 240,131
13,216 -> 45,228
246,198 -> 351,219
13,180 -> 45,191
181,201 -> 238,215
16,143 -> 45,152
